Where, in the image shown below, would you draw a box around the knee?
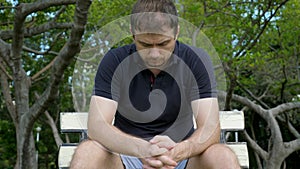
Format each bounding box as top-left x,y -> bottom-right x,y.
206,144 -> 240,167
73,139 -> 113,156
209,144 -> 234,154
70,140 -> 111,169
70,140 -> 123,169
207,144 -> 236,158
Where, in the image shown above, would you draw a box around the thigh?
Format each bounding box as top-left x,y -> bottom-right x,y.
70,139 -> 124,169
186,144 -> 240,169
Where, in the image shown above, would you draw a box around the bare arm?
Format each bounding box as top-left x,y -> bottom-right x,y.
87,95 -> 168,158
169,98 -> 220,161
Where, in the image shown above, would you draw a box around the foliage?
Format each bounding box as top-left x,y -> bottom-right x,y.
177,0 -> 300,168
0,0 -> 299,168
0,120 -> 16,169
0,0 -> 91,168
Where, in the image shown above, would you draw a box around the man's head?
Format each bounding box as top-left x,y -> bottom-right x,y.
131,0 -> 180,70
131,0 -> 179,37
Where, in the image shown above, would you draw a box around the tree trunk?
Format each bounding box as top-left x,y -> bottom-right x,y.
265,157 -> 284,169
16,125 -> 37,169
14,73 -> 37,169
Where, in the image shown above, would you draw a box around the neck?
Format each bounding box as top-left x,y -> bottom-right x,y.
149,69 -> 161,76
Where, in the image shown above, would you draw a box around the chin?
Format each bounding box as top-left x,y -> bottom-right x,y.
147,63 -> 164,67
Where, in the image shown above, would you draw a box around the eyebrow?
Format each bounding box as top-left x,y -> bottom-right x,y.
137,39 -> 172,46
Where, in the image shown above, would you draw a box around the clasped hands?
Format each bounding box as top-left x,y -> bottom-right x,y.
142,135 -> 179,169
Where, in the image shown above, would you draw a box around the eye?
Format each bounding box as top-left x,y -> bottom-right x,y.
157,40 -> 170,47
139,41 -> 152,47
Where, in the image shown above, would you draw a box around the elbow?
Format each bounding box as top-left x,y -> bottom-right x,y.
87,114 -> 112,142
87,112 -> 104,140
87,118 -> 98,140
213,123 -> 221,144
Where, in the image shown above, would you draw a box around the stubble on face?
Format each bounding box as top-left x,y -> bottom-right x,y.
134,29 -> 177,73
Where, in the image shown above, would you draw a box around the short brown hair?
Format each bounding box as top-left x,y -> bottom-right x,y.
131,0 -> 178,36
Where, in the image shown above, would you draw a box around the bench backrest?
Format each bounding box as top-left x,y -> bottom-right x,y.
60,110 -> 245,133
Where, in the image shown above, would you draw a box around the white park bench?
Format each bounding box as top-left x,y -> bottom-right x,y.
58,111 -> 249,168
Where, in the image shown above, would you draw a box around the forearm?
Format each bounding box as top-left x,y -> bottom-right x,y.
88,121 -> 151,157
87,96 -> 156,157
170,124 -> 221,162
168,98 -> 221,161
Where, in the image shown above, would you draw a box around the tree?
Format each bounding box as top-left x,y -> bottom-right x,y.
1,0 -> 299,168
177,0 -> 300,168
0,0 -> 91,168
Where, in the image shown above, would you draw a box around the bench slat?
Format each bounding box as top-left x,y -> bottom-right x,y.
227,143 -> 249,168
60,112 -> 88,132
219,111 -> 244,130
58,145 -> 77,168
60,111 -> 245,132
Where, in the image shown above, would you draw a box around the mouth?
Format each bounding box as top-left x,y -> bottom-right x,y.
145,59 -> 167,68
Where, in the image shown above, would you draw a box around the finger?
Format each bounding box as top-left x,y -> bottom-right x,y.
157,155 -> 177,167
150,136 -> 176,150
145,158 -> 164,168
150,135 -> 168,144
155,141 -> 176,150
150,145 -> 168,156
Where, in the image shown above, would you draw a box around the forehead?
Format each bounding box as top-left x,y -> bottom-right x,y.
131,12 -> 177,35
134,28 -> 175,40
135,33 -> 173,43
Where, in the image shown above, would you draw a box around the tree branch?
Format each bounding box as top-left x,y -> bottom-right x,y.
249,113 -> 263,169
284,138 -> 300,157
0,39 -> 13,69
28,0 -> 92,124
276,116 -> 300,139
33,91 -> 63,147
222,62 -> 237,110
44,110 -> 63,148
271,102 -> 300,117
218,91 -> 268,120
0,6 -> 15,10
12,2 -> 30,120
23,31 -> 63,56
0,69 -> 17,126
1,22 -> 73,40
234,0 -> 289,57
31,57 -> 57,82
236,80 -> 270,109
0,60 -> 13,80
21,0 -> 76,16
243,130 -> 268,160
25,22 -> 72,38
22,46 -> 59,56
53,5 -> 67,22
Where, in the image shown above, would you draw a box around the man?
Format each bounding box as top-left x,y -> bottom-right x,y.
70,0 -> 240,168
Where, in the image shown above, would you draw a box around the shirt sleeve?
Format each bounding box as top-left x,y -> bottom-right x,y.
188,47 -> 217,101
93,50 -> 121,101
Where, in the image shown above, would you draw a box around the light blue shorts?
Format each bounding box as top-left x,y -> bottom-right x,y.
120,154 -> 188,169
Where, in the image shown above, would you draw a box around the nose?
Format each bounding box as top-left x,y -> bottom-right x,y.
149,48 -> 160,58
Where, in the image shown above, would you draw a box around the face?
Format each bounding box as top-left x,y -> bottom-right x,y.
133,28 -> 178,70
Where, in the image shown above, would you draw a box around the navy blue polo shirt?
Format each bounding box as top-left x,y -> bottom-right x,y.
93,41 -> 217,142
